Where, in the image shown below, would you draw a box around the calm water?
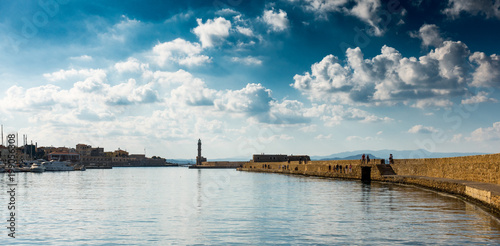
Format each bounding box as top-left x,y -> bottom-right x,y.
2,167 -> 500,245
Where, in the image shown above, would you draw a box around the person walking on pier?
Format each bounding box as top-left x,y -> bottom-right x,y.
367,155 -> 370,164
361,154 -> 366,164
389,154 -> 394,164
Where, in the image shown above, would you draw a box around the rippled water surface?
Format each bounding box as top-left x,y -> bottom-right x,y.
2,167 -> 500,245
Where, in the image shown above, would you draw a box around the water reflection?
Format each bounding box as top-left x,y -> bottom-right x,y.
1,168 -> 500,245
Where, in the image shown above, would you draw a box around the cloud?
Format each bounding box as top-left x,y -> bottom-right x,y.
443,0 -> 500,19
43,68 -> 106,82
236,26 -> 254,37
407,125 -> 438,134
348,0 -> 384,36
214,83 -> 272,116
231,56 -> 262,65
450,133 -> 463,143
300,124 -> 317,132
461,91 -> 498,104
289,0 -> 403,36
193,17 -> 232,48
151,38 -> 210,67
260,134 -> 295,142
410,24 -> 444,48
100,15 -> 142,43
346,136 -> 374,141
170,74 -> 217,106
115,57 -> 148,73
1,84 -> 61,111
262,8 -> 290,32
305,104 -> 392,126
70,55 -> 93,61
411,98 -> 453,109
106,79 -> 160,106
268,100 -> 311,124
215,8 -> 241,16
292,41 -> 471,107
468,122 -> 500,141
195,118 -> 224,134
315,134 -> 332,140
469,52 -> 500,87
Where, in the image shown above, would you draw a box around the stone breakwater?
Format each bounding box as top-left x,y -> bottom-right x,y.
238,153 -> 500,218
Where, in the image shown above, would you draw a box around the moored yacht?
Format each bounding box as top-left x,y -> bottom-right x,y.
43,160 -> 75,171
30,162 -> 46,173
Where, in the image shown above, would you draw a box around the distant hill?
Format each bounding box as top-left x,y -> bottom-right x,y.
320,154 -> 383,161
312,149 -> 490,161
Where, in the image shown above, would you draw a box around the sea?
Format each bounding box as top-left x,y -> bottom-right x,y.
2,167 -> 500,245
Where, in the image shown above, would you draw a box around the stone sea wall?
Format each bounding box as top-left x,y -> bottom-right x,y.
391,153 -> 500,184
238,153 -> 500,217
241,159 -> 371,179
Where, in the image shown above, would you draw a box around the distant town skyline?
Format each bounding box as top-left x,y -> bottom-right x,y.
1,1 -> 499,159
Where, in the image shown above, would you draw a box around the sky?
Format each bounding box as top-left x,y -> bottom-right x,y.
0,0 -> 499,159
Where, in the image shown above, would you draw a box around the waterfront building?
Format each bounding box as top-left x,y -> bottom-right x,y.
0,145 -> 8,163
113,149 -> 129,157
252,154 -> 311,162
0,145 -> 25,163
287,155 -> 311,162
130,154 -> 146,159
76,144 -> 92,156
91,147 -> 104,156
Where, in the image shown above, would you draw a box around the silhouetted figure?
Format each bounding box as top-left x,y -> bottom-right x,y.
367,155 -> 370,163
389,154 -> 394,164
362,154 -> 366,164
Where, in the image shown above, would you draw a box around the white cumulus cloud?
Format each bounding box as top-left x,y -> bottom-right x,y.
443,0 -> 500,19
232,56 -> 262,65
262,8 -> 290,32
469,52 -> 500,87
292,40 -> 471,107
408,125 -> 438,134
193,17 -> 232,48
151,38 -> 210,67
461,91 -> 498,104
468,122 -> 500,141
410,24 -> 444,48
115,57 -> 148,73
315,134 -> 332,140
289,0 -> 404,36
214,83 -> 272,116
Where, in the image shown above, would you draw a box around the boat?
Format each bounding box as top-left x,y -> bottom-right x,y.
19,167 -> 31,172
43,160 -> 75,171
74,164 -> 86,171
30,162 -> 46,173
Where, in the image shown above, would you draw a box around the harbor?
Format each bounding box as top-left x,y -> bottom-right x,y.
0,134 -> 179,173
2,0 -> 500,243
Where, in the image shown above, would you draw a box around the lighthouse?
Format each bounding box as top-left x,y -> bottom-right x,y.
197,139 -> 202,164
196,139 -> 206,166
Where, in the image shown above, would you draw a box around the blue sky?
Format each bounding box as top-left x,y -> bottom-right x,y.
1,0 -> 499,159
